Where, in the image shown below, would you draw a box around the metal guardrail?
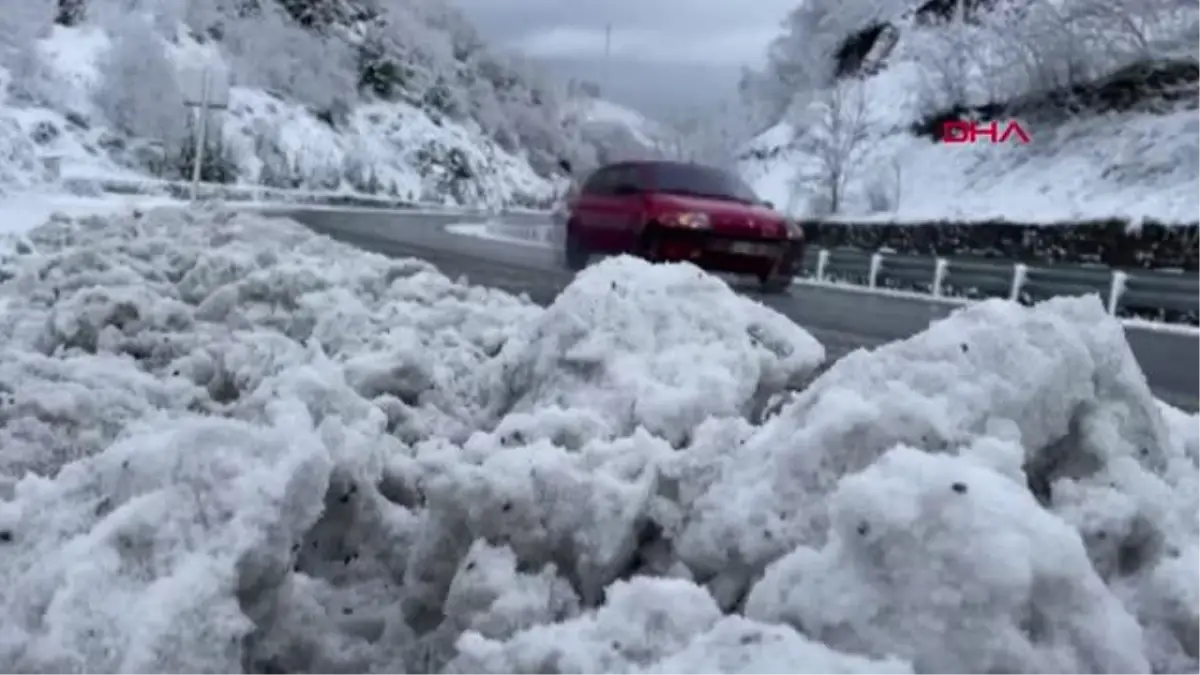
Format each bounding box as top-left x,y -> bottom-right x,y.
800,247 -> 1199,320
477,222 -> 1197,323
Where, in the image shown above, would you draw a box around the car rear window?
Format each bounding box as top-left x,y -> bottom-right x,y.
644,162 -> 759,203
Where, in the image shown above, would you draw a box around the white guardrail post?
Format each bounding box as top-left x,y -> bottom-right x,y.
1107,270 -> 1128,314
815,248 -> 830,281
931,258 -> 948,297
868,252 -> 883,288
1009,263 -> 1027,302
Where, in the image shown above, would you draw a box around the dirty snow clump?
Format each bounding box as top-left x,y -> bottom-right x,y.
665,297 -> 1180,591
482,255 -> 825,446
745,447 -> 1149,673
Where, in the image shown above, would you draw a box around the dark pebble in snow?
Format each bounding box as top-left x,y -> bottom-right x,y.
951,482 -> 968,494
0,530 -> 11,543
856,522 -> 870,536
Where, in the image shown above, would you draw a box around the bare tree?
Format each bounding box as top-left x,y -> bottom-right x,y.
790,80 -> 871,216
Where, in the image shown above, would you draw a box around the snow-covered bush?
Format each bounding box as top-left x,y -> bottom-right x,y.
220,4 -> 357,118
0,0 -> 56,103
0,206 -> 1195,673
0,0 -> 586,205
92,18 -> 187,150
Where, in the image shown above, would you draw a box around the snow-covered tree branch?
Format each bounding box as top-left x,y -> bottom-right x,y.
93,17 -> 188,149
742,0 -> 1199,131
664,103 -> 756,167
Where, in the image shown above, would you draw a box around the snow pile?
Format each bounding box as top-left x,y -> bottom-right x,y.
483,257 -> 824,445
0,206 -> 1196,672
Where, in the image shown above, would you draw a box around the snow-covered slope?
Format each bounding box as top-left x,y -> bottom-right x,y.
0,4 -> 575,208
739,0 -> 1200,223
0,205 -> 1195,672
561,94 -> 677,164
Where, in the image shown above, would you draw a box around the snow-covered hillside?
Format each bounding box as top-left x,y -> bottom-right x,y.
738,0 -> 1200,223
0,0 -> 595,208
560,93 -> 677,165
0,206 -> 1196,672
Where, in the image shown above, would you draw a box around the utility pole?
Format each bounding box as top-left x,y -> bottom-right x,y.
604,23 -> 611,93
182,66 -> 230,202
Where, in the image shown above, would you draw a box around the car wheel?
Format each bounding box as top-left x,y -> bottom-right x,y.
759,273 -> 793,294
637,225 -> 661,262
758,246 -> 799,294
563,224 -> 590,271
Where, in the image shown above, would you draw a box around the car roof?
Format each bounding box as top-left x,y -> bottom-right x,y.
596,160 -> 714,172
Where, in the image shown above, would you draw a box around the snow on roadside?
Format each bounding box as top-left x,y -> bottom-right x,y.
0,191 -> 182,239
0,206 -> 1195,673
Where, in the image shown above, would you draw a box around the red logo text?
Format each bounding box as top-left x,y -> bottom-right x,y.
941,120 -> 1031,144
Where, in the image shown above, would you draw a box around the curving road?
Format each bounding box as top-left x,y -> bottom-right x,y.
272,207 -> 1199,411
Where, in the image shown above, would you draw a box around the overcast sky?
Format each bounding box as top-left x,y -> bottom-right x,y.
449,0 -> 795,119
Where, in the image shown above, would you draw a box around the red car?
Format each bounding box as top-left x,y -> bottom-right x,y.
560,160 -> 804,292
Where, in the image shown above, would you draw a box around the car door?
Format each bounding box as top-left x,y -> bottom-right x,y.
571,167 -> 610,250
574,166 -> 630,252
606,165 -> 648,251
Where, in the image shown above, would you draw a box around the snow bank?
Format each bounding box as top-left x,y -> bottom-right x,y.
0,206 -> 540,671
0,205 -> 1194,673
673,295 -> 1169,565
0,206 -> 830,671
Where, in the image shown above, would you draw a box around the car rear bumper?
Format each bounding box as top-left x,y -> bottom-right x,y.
648,228 -> 803,276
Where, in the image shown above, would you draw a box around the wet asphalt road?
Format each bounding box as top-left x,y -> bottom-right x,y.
272,208 -> 1199,411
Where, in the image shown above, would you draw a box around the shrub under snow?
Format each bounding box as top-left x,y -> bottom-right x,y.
0,206 -> 1195,673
